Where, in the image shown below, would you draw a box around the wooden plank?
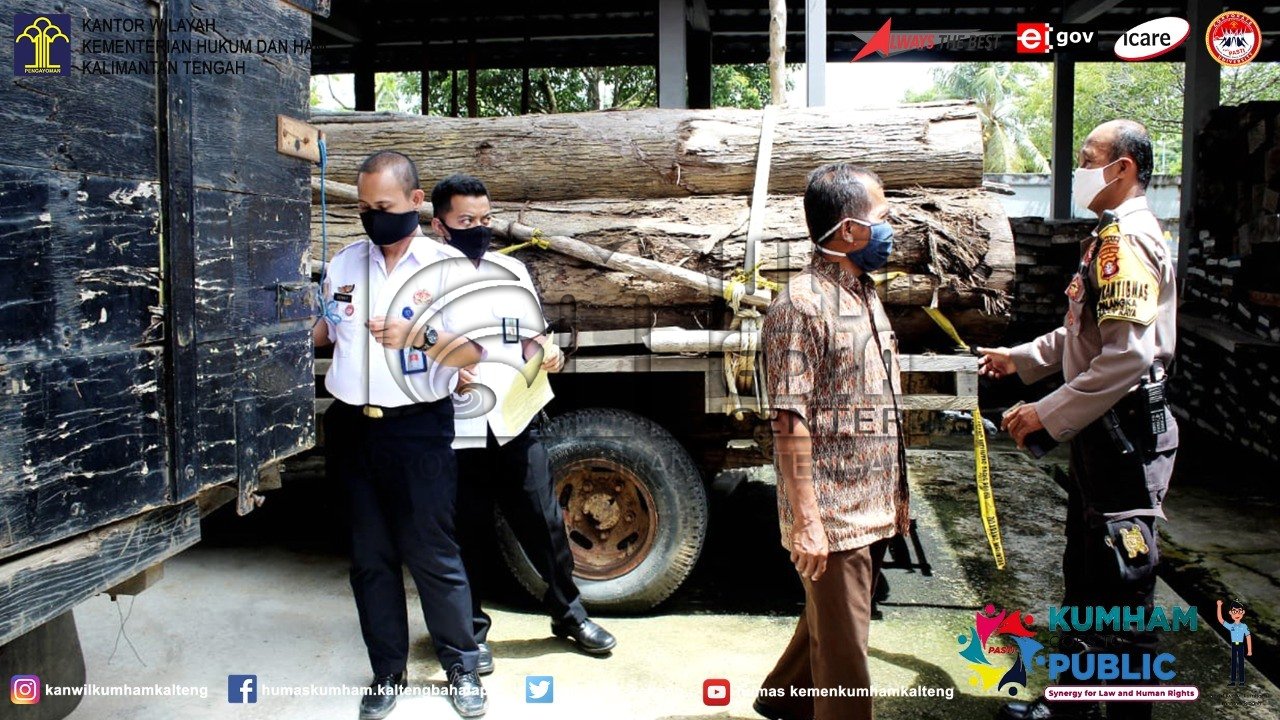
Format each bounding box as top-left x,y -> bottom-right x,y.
193,189 -> 311,342
0,349 -> 169,562
160,0 -> 201,501
0,0 -> 158,179
900,394 -> 979,411
899,354 -> 979,373
0,502 -> 200,647
1179,312 -> 1280,352
190,330 -> 316,495
562,355 -> 712,374
277,115 -> 325,164
0,166 -> 162,364
187,1 -> 312,201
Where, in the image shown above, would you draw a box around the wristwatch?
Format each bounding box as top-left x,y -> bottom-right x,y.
413,327 -> 438,350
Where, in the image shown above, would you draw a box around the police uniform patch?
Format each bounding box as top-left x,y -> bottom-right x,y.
1119,524 -> 1150,559
1098,242 -> 1121,281
1094,236 -> 1158,325
1065,274 -> 1085,302
344,304 -> 355,316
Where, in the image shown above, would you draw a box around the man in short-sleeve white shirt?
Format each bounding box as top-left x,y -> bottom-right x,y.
313,153 -> 488,720
426,174 -> 617,675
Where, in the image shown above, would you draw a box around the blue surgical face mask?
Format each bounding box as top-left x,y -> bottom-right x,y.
816,217 -> 895,272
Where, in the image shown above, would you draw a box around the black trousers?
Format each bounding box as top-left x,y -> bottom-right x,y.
325,399 -> 479,676
457,424 -> 587,643
1230,644 -> 1247,684
1055,412 -> 1176,720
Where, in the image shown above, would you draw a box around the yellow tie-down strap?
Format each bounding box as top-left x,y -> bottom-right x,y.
921,304 -> 1007,571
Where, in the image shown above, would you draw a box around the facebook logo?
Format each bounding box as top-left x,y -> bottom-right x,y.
227,674 -> 258,703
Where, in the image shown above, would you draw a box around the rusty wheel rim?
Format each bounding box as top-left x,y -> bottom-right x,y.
556,457 -> 659,581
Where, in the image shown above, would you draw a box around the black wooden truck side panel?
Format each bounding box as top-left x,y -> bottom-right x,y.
1,0 -> 326,646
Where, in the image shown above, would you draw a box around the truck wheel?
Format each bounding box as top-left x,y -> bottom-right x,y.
495,408 -> 708,613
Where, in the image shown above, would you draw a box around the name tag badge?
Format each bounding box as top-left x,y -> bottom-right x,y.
333,292 -> 353,302
502,317 -> 520,344
401,348 -> 427,375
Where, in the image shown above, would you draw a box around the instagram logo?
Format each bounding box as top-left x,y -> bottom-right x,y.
10,675 -> 41,704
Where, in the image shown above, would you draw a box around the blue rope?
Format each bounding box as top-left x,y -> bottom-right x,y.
314,137 -> 330,327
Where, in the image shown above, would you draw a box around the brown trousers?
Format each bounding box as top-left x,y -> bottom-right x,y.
760,540 -> 888,720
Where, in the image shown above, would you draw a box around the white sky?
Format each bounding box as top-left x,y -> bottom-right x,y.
789,62 -> 953,108
312,62 -> 953,111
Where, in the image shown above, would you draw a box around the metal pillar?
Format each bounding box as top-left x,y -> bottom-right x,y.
806,0 -> 826,107
658,0 -> 687,108
1050,56 -> 1076,219
1179,0 -> 1223,281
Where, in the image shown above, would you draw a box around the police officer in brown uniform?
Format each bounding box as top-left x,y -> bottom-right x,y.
979,120 -> 1177,720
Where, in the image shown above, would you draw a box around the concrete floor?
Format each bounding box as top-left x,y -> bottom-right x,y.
62,448 -> 1280,719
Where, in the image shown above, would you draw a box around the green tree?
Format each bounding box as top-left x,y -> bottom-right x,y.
315,65 -> 794,116
906,63 -> 1049,173
908,61 -> 1280,178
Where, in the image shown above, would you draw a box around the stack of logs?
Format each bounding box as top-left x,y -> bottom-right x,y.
1172,101 -> 1280,463
1008,217 -> 1095,340
310,102 -> 1015,350
1187,101 -> 1280,343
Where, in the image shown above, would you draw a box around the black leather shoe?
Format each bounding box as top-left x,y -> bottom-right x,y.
997,698 -> 1101,720
753,697 -> 809,720
359,671 -> 405,720
551,618 -> 617,655
476,642 -> 494,676
447,664 -> 488,718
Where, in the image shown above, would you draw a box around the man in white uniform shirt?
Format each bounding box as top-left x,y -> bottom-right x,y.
427,175 -> 617,675
313,153 -> 488,719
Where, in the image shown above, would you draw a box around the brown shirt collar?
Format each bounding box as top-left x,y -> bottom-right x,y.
811,255 -> 874,296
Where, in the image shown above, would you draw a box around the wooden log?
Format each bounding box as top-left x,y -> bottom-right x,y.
310,102 -> 983,201
311,185 -> 1013,313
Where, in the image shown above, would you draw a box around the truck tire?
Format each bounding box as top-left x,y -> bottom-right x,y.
495,408 -> 708,613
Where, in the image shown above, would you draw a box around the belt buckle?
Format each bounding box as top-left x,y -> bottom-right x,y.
362,405 -> 384,419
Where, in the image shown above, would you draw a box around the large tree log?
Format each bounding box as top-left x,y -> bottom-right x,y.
310,186 -> 1011,348
310,102 -> 983,202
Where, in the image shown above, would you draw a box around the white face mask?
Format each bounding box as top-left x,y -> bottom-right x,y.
1071,159 -> 1120,212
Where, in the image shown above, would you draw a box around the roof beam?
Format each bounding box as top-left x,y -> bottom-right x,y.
1064,0 -> 1124,24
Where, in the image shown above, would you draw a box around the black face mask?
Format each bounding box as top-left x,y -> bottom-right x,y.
360,208 -> 420,246
444,223 -> 492,260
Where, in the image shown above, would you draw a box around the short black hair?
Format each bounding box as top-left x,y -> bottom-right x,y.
431,173 -> 490,218
803,163 -> 883,243
1108,120 -> 1153,189
356,150 -> 419,195
1230,600 -> 1246,613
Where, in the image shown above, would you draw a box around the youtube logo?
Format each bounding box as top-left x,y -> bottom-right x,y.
1016,22 -> 1053,53
703,678 -> 730,706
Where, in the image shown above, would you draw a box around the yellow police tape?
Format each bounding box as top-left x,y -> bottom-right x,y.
922,306 -> 1007,570
497,228 -> 551,255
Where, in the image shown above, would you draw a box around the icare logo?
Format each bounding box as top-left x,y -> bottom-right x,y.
10,675 -> 41,705
1114,17 -> 1191,61
1015,23 -> 1096,54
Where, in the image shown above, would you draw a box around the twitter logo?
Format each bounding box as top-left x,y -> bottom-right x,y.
526,675 -> 554,703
